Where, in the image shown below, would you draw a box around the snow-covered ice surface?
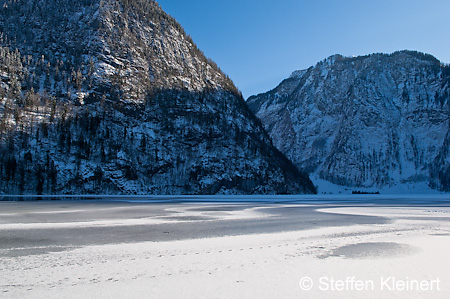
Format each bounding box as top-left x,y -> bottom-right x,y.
1,196 -> 450,298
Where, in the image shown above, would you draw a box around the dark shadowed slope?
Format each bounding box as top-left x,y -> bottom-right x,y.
0,0 -> 315,195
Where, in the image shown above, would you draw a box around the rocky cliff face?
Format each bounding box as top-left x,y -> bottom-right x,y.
248,51 -> 450,192
0,0 -> 315,195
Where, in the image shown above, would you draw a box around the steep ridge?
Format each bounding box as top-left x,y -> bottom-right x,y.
248,51 -> 450,192
0,0 -> 315,195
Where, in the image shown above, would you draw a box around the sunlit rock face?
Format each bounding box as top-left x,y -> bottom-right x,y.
248,51 -> 450,191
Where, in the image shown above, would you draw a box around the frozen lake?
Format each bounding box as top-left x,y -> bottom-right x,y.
1,195 -> 450,298
1,195 -> 449,257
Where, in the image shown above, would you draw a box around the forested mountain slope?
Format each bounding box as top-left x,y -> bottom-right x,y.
0,0 -> 315,195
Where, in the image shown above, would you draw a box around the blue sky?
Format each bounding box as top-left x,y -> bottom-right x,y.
158,0 -> 450,98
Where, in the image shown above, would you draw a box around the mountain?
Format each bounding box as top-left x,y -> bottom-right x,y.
248,51 -> 450,193
0,0 -> 315,195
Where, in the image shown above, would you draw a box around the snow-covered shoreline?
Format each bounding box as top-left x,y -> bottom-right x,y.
1,193 -> 449,202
